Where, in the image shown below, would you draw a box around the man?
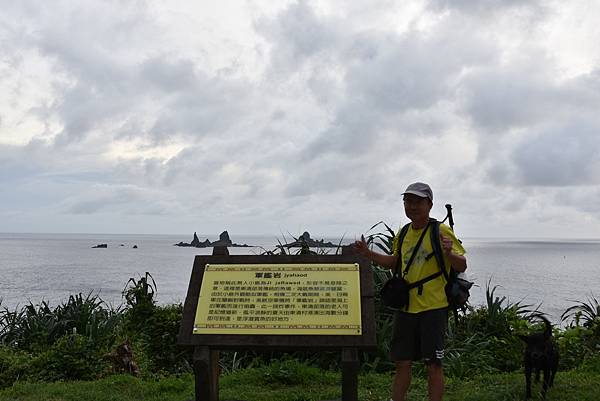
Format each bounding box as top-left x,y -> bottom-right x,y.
354,182 -> 467,401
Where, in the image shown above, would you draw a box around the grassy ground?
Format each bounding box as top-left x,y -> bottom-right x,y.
0,368 -> 598,401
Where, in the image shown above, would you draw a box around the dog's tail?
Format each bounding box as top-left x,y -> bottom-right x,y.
537,315 -> 552,338
529,313 -> 552,338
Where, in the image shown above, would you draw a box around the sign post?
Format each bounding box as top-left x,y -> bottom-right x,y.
178,246 -> 376,401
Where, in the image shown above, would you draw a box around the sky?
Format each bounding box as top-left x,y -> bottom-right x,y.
2,0 -> 600,239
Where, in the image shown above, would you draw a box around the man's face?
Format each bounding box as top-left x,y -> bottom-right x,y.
403,193 -> 432,222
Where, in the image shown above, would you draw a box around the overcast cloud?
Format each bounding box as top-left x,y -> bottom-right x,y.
1,0 -> 600,239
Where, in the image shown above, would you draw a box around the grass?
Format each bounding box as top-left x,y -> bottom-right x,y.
0,367 -> 598,401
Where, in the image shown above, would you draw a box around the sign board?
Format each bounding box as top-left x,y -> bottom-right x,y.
178,253 -> 376,350
193,263 -> 362,335
177,250 -> 376,401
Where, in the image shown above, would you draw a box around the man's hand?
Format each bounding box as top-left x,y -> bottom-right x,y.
353,235 -> 370,258
440,233 -> 453,256
353,234 -> 398,269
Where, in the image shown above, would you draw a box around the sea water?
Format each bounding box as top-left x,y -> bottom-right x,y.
1,233 -> 599,323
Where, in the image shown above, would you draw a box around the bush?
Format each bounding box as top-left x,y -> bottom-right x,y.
31,334 -> 108,381
0,346 -> 32,389
141,304 -> 192,374
578,351 -> 600,373
121,274 -> 192,374
444,281 -> 537,375
0,293 -> 121,354
560,296 -> 600,370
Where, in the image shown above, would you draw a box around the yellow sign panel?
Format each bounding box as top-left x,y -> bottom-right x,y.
193,263 -> 362,335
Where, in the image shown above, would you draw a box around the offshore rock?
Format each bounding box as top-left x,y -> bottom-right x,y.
282,232 -> 338,248
174,230 -> 250,248
190,232 -> 201,247
211,230 -> 233,247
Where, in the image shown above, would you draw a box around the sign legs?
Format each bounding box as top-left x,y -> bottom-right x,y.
193,346 -> 219,401
341,348 -> 359,401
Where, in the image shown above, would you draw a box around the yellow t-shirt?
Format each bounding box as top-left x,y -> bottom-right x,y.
392,222 -> 466,314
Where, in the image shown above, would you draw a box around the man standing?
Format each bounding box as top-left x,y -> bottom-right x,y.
354,182 -> 467,401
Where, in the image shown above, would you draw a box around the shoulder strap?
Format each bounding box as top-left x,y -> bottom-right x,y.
391,223 -> 410,276
429,220 -> 450,282
392,220 -> 431,277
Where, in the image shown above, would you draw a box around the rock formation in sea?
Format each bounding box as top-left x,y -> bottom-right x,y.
92,244 -> 108,248
282,232 -> 339,248
174,231 -> 250,248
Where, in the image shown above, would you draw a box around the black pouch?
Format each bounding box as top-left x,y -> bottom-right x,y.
445,276 -> 473,308
380,221 -> 432,310
380,275 -> 410,310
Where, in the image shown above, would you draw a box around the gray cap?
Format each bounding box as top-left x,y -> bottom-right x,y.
402,182 -> 433,201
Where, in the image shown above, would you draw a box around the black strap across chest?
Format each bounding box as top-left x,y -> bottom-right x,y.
393,219 -> 446,293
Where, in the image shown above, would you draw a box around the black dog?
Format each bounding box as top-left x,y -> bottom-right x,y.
518,316 -> 559,399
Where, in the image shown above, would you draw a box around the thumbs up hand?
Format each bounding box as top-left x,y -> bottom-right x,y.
440,233 -> 453,256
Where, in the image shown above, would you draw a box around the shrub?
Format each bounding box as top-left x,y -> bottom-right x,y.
562,295 -> 600,328
578,351 -> 600,373
121,274 -> 192,374
31,334 -> 108,381
445,281 -> 536,374
0,346 -> 32,389
142,304 -> 192,374
0,293 -> 121,354
122,272 -> 157,332
560,295 -> 600,370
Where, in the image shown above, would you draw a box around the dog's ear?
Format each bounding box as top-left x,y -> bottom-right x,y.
518,334 -> 530,343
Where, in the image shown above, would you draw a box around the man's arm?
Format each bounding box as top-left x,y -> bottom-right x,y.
353,238 -> 398,270
448,252 -> 467,272
440,233 -> 467,272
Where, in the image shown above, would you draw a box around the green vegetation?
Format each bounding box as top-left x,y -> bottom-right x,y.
0,227 -> 599,400
1,364 -> 600,401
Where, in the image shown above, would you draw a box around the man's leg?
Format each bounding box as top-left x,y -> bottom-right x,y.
426,361 -> 444,401
420,309 -> 448,401
392,360 -> 411,401
389,312 -> 417,401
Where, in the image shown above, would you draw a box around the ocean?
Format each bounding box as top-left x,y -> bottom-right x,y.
1,233 -> 599,324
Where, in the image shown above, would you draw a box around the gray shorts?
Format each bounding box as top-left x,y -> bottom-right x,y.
389,308 -> 448,364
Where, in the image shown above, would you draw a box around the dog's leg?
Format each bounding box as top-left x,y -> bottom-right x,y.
525,363 -> 532,399
550,354 -> 558,387
534,367 -> 540,383
541,367 -> 550,400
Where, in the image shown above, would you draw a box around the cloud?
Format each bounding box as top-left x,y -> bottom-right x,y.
512,120 -> 600,186
2,0 -> 600,238
63,184 -> 177,215
255,1 -> 342,73
427,0 -> 545,16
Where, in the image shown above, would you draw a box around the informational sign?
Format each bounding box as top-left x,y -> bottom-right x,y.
193,263 -> 362,335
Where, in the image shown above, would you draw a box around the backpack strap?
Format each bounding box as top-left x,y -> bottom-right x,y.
430,219 -> 462,323
429,219 -> 451,283
392,221 -> 430,277
406,218 -> 449,295
393,223 -> 410,274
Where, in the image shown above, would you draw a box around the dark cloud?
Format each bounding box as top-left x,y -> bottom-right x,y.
513,120 -> 600,186
461,65 -> 600,133
255,1 -> 342,72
